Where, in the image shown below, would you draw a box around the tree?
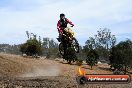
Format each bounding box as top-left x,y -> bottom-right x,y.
85,37 -> 96,50
0,44 -> 21,55
20,43 -> 28,54
20,32 -> 43,57
86,50 -> 99,69
109,39 -> 132,74
77,46 -> 86,61
42,38 -> 49,49
84,28 -> 116,60
63,47 -> 77,64
26,31 -> 29,39
95,28 -> 116,58
42,38 -> 58,58
95,28 -> 116,50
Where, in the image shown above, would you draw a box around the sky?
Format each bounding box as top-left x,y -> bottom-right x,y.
0,0 -> 132,46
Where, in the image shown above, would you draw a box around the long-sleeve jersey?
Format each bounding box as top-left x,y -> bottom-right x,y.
57,18 -> 74,34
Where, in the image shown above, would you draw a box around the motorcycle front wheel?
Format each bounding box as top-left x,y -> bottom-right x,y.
72,37 -> 79,53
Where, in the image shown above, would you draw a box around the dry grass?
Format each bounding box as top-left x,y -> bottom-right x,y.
0,53 -> 131,88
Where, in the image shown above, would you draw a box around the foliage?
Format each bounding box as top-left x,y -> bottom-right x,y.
63,47 -> 78,64
95,28 -> 116,50
84,28 -> 116,59
42,38 -> 58,58
20,31 -> 43,56
109,39 -> 132,74
0,44 -> 21,55
85,37 -> 96,50
86,50 -> 99,69
46,52 -> 51,59
76,58 -> 83,66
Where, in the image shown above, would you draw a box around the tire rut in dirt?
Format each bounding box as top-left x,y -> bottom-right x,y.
0,76 -> 77,88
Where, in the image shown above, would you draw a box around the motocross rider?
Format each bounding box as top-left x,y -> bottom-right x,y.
57,13 -> 75,55
57,13 -> 74,41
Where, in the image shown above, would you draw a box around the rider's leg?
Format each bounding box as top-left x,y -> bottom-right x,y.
57,34 -> 62,42
62,37 -> 66,56
59,34 -> 62,40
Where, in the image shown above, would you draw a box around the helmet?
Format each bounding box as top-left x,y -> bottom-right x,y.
60,13 -> 65,17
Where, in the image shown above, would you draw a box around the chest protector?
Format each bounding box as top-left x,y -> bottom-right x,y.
59,18 -> 68,28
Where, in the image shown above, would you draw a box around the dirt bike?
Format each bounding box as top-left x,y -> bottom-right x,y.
57,27 -> 79,56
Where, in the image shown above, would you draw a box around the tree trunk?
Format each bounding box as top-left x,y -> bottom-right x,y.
91,65 -> 93,70
68,60 -> 71,64
124,65 -> 127,74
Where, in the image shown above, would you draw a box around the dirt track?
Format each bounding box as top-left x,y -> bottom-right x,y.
0,76 -> 131,88
0,53 -> 131,88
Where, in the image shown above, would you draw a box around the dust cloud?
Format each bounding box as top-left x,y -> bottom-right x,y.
21,65 -> 60,77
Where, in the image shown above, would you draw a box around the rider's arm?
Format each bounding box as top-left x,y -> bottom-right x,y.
57,21 -> 63,34
66,18 -> 74,26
